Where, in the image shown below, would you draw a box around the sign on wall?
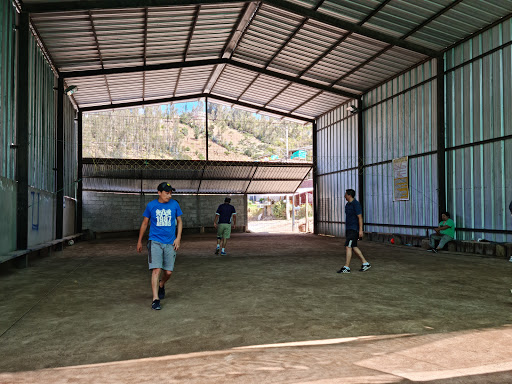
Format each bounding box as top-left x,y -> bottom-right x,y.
393,156 -> 409,201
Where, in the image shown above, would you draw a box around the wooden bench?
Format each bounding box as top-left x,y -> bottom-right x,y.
421,238 -> 511,259
0,233 -> 83,268
365,231 -> 511,259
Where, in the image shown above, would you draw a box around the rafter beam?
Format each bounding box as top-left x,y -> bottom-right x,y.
298,0 -> 391,78
61,58 -> 226,78
229,59 -> 357,98
142,7 -> 148,100
329,0 -> 464,88
78,92 -> 314,122
264,0 -> 439,57
88,11 -> 113,105
203,1 -> 260,94
61,57 -> 359,99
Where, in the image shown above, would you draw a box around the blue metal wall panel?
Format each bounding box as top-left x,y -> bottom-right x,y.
316,104 -> 358,236
445,17 -> 512,242
316,17 -> 512,243
0,1 -> 15,179
362,60 -> 439,236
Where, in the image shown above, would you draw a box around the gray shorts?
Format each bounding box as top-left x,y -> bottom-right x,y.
147,240 -> 176,271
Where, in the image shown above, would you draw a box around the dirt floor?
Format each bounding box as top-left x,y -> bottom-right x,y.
0,233 -> 511,383
248,219 -> 309,233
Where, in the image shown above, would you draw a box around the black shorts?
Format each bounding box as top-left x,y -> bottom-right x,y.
344,229 -> 359,248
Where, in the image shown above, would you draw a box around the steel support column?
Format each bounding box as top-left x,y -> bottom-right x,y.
16,12 -> 30,250
77,111 -> 83,233
56,77 -> 64,241
357,98 -> 364,209
436,57 -> 446,216
205,97 -> 208,161
312,121 -> 318,234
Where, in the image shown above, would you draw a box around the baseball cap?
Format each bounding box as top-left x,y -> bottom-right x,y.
157,182 -> 176,192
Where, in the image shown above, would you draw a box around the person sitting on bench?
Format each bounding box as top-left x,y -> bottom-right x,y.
428,211 -> 455,253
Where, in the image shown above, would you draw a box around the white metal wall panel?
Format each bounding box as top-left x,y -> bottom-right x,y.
107,72 -> 144,103
187,4 -> 244,61
267,83 -> 318,112
144,69 -> 180,100
175,66 -> 215,96
269,19 -> 346,76
212,66 -> 258,100
294,92 -> 348,118
63,96 -> 77,198
316,104 -> 358,236
92,9 -> 145,69
145,6 -> 196,65
246,180 -> 300,194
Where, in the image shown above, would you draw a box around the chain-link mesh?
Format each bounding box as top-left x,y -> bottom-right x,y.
83,102 -> 313,165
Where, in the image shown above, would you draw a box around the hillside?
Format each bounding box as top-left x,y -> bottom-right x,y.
82,102 -> 312,162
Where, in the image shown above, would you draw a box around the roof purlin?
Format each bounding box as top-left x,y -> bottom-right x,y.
25,0 -> 439,57
23,0 -> 243,13
61,58 -> 359,99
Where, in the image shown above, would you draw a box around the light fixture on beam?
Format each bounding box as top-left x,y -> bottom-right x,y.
65,85 -> 78,96
347,105 -> 359,114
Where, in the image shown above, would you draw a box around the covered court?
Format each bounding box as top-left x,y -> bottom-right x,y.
1,0 -> 512,382
1,233 -> 511,382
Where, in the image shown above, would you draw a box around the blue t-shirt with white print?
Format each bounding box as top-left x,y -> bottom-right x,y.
143,199 -> 183,244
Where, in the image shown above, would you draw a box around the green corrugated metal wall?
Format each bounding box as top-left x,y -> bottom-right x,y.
27,33 -> 77,198
28,35 -> 56,192
0,0 -> 15,179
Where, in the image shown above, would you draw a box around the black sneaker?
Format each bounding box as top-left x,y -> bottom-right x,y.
158,284 -> 165,300
151,299 -> 161,310
429,247 -> 438,253
337,266 -> 351,273
359,263 -> 371,272
215,248 -> 220,254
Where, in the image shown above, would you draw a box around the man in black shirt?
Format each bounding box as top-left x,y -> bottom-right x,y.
213,197 -> 237,255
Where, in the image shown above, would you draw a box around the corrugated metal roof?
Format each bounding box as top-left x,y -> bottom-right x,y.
82,158 -> 312,194
24,0 -> 512,121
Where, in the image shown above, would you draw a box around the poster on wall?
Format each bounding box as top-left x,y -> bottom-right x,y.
393,156 -> 409,201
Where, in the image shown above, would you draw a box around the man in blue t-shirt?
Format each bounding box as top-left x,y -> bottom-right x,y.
137,182 -> 183,310
337,189 -> 371,274
213,197 -> 236,256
